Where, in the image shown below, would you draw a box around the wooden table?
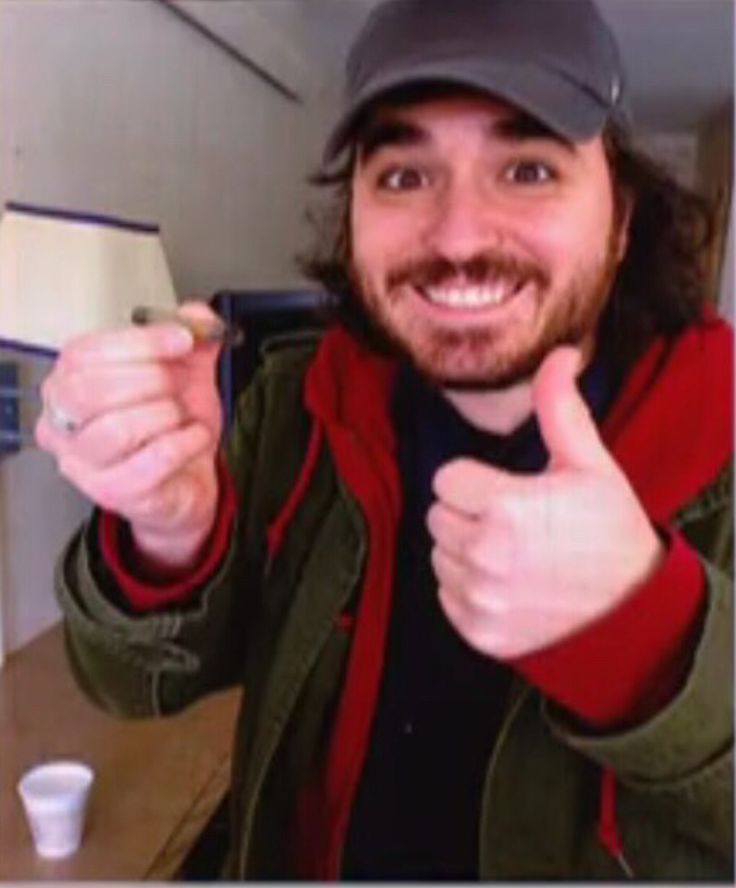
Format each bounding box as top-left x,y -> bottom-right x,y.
0,623 -> 241,880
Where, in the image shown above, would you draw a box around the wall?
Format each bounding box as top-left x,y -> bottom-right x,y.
0,0 -> 326,660
697,102 -> 734,317
635,125 -> 734,320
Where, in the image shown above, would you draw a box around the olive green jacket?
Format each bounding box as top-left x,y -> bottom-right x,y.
56,327 -> 733,880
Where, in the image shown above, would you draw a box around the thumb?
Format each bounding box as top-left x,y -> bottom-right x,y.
533,346 -> 612,472
177,300 -> 226,368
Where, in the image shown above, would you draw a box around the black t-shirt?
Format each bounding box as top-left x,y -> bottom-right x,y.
342,357 -> 617,881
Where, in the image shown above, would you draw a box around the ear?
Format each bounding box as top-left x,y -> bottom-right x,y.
613,187 -> 635,263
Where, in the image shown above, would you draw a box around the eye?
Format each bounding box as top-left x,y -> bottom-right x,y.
377,166 -> 431,191
503,160 -> 556,185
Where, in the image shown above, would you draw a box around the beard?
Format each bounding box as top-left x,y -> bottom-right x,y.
348,229 -> 622,391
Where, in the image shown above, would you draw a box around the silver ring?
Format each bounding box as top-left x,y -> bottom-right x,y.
45,399 -> 81,435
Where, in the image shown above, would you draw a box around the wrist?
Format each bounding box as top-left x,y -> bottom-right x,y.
98,456 -> 238,610
514,530 -> 705,727
131,510 -> 217,577
129,455 -> 221,576
627,521 -> 667,593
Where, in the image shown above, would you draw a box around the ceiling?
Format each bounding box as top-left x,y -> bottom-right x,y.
256,0 -> 734,132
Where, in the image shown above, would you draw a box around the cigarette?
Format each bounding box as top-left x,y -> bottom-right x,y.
131,305 -> 244,346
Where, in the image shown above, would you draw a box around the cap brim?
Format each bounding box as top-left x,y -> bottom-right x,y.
324,57 -> 614,163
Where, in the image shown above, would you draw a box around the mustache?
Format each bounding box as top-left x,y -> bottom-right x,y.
385,251 -> 550,292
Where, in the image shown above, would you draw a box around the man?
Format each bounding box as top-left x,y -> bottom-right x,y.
37,0 -> 732,880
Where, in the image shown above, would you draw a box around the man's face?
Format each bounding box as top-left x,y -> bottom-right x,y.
349,93 -> 628,389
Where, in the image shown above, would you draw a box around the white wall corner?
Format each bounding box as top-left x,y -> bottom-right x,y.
175,1 -> 320,104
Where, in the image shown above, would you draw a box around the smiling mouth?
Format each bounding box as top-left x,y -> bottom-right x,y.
418,276 -> 527,310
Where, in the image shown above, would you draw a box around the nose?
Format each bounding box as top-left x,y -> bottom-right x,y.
422,176 -> 501,261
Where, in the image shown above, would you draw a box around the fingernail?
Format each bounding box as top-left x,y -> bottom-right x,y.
165,324 -> 194,352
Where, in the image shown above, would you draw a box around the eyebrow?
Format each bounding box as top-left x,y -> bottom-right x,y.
356,110 -> 575,166
358,120 -> 429,164
492,114 -> 575,152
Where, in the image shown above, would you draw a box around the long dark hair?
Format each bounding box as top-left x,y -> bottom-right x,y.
298,115 -> 715,374
598,125 -> 714,368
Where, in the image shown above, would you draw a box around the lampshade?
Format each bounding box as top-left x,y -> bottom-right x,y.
0,202 -> 178,356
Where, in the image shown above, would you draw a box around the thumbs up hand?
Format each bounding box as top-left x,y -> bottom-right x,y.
427,346 -> 664,659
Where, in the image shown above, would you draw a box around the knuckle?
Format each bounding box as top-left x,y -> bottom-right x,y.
122,403 -> 181,453
151,434 -> 182,471
429,544 -> 446,578
463,579 -> 491,612
149,363 -> 174,395
96,414 -> 134,454
492,494 -> 517,524
34,416 -> 52,450
436,584 -> 460,622
65,329 -> 104,357
451,617 -> 486,653
134,488 -> 168,521
53,347 -> 75,371
93,476 -> 134,513
464,533 -> 491,570
56,340 -> 91,372
479,632 -> 514,659
131,430 -> 198,493
62,372 -> 89,412
496,631 -> 530,659
160,399 -> 184,433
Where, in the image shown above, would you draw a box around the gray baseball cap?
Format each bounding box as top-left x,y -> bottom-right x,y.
324,0 -> 630,162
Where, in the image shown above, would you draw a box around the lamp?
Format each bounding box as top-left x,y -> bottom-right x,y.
0,202 -> 178,452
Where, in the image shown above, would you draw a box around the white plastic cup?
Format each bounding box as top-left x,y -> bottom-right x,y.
17,760 -> 94,859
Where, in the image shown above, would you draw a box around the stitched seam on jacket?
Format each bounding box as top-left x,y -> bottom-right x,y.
674,468 -> 732,527
615,746 -> 732,796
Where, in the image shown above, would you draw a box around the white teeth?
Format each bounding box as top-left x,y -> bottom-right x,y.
424,281 -> 515,308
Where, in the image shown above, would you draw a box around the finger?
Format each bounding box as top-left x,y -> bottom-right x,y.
56,422 -> 213,510
173,301 -> 227,361
176,300 -> 224,327
168,336 -> 222,391
34,410 -> 60,453
55,399 -> 185,469
436,585 -> 509,656
533,346 -> 614,473
426,500 -> 477,558
57,320 -> 194,370
41,362 -> 178,429
432,545 -> 510,613
432,457 -> 515,516
430,543 -> 470,589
